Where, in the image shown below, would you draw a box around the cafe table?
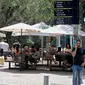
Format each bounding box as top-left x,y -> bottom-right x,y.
55,53 -> 72,67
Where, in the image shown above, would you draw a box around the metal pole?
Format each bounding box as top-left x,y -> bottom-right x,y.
19,29 -> 22,70
44,76 -> 49,85
56,36 -> 60,50
46,37 -> 49,52
72,25 -> 79,41
41,36 -> 44,64
70,36 -> 72,48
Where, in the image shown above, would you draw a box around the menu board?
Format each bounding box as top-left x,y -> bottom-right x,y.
54,9 -> 72,16
54,1 -> 73,8
54,0 -> 79,24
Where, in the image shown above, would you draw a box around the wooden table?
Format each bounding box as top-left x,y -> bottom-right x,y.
55,53 -> 72,67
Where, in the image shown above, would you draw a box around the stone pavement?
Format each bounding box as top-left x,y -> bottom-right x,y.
0,62 -> 85,85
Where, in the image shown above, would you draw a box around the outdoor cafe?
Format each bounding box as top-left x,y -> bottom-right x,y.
0,23 -> 84,71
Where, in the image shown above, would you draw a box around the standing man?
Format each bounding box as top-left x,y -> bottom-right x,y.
72,40 -> 85,85
0,39 -> 10,60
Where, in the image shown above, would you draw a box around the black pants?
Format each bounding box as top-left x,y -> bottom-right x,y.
25,55 -> 28,68
65,55 -> 73,65
0,49 -> 3,56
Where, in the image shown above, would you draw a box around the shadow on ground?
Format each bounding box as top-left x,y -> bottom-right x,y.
0,66 -> 72,76
0,63 -> 85,78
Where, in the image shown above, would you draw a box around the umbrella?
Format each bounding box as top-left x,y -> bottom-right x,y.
32,22 -> 50,29
42,25 -> 73,35
42,25 -> 85,36
78,30 -> 85,36
0,22 -> 41,51
0,23 -> 41,33
12,31 -> 56,37
0,33 -> 6,37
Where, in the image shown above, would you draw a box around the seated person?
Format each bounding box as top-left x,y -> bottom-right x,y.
47,45 -> 57,64
30,46 -> 36,53
64,43 -> 72,53
29,47 -> 41,63
63,43 -> 72,67
13,47 -> 21,63
34,47 -> 40,59
23,46 -> 30,68
12,40 -> 21,54
16,47 -> 20,54
57,47 -> 61,53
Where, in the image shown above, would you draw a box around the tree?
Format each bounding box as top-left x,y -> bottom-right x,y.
0,0 -> 54,44
0,0 -> 54,27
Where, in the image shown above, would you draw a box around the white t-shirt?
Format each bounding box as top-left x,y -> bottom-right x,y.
0,42 -> 9,52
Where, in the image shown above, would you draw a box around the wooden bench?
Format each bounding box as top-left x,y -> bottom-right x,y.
5,53 -> 41,70
5,58 -> 14,69
43,56 -> 54,69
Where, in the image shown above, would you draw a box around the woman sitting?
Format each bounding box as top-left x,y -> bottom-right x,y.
64,43 -> 72,53
57,47 -> 61,53
63,43 -> 72,68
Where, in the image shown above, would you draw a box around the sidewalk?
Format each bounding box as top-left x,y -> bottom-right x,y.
0,62 -> 85,85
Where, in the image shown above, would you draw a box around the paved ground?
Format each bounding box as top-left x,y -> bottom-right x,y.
0,62 -> 85,85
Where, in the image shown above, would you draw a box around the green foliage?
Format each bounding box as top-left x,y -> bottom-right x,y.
25,39 -> 34,46
0,0 -> 54,27
50,38 -> 56,47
